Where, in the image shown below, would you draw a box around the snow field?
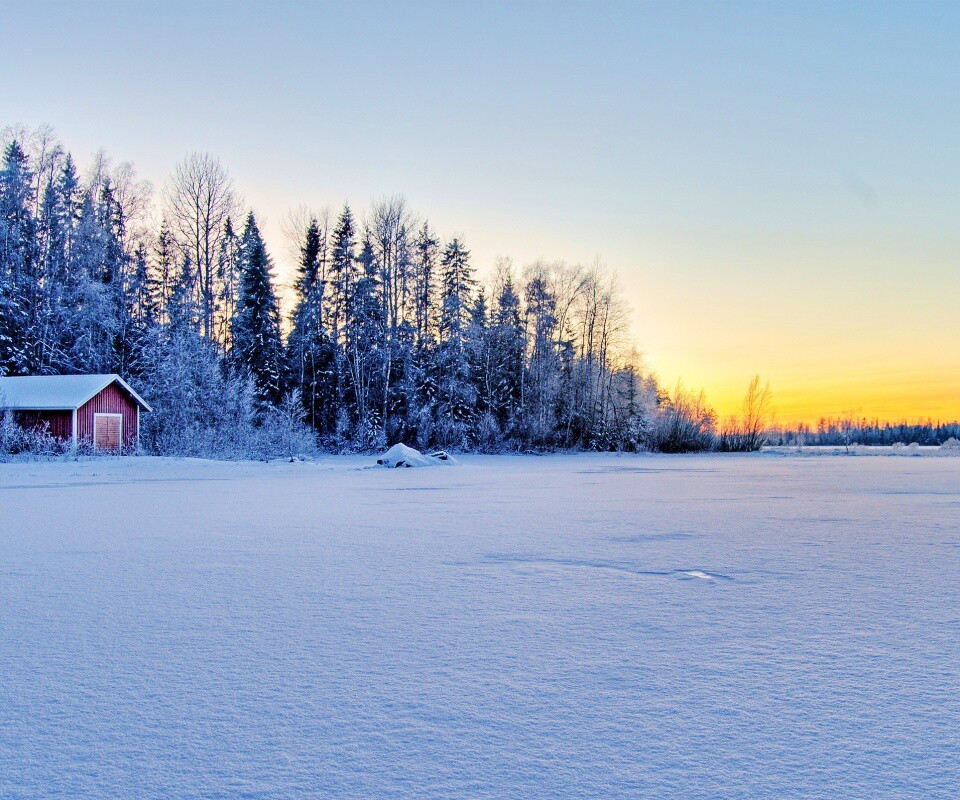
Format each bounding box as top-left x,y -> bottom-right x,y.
0,453 -> 958,799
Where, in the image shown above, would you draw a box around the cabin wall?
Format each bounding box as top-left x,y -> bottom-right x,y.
77,383 -> 139,450
13,410 -> 73,441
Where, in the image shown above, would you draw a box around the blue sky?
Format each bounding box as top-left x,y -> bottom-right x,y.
3,1 -> 959,420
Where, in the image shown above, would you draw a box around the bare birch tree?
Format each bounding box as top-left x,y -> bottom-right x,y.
166,153 -> 238,343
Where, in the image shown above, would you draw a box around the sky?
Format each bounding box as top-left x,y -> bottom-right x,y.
2,0 -> 958,424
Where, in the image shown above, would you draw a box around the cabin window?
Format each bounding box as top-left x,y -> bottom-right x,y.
93,413 -> 123,452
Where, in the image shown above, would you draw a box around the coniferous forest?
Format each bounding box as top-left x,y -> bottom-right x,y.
0,130 -> 671,457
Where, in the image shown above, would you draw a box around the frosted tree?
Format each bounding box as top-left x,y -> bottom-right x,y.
368,196 -> 414,439
436,238 -> 476,445
153,220 -> 177,324
0,141 -> 38,375
231,213 -> 283,405
342,231 -> 386,447
35,153 -> 80,372
523,268 -> 560,446
287,217 -> 335,431
411,221 -> 439,349
487,268 -> 526,440
328,204 -> 357,344
214,217 -> 241,347
166,153 -> 237,343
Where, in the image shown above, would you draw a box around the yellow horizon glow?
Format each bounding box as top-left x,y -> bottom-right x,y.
647,345 -> 960,428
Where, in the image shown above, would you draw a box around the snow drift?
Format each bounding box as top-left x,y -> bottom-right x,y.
376,443 -> 457,468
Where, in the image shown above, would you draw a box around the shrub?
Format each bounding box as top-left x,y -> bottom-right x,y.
0,411 -> 64,460
647,383 -> 716,453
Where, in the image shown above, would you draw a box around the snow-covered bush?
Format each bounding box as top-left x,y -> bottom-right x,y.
892,442 -> 920,456
941,437 -> 960,451
138,331 -> 318,460
474,411 -> 503,452
251,391 -> 320,460
647,384 -> 716,453
0,411 -> 63,460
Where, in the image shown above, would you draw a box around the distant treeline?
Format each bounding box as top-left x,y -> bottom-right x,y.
769,419 -> 960,447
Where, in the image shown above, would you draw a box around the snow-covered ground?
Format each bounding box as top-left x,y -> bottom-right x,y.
1,453 -> 958,799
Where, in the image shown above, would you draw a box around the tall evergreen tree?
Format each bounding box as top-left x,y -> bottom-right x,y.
214,217 -> 241,347
0,141 -> 38,375
489,274 -> 526,437
412,221 -> 439,349
288,217 -> 335,431
436,238 -> 476,445
154,220 -> 177,323
524,271 -> 561,446
36,155 -> 80,372
328,204 -> 356,342
342,231 -> 386,445
231,213 -> 283,405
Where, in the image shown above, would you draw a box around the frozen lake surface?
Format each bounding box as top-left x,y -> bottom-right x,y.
1,453 -> 958,799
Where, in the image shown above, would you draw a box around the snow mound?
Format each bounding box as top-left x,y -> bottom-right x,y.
892,442 -> 921,456
376,443 -> 458,468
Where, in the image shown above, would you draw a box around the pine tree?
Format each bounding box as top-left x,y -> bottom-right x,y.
36,153 -> 80,372
168,255 -> 198,332
466,288 -> 497,446
231,213 -> 283,405
328,204 -> 356,342
489,274 -> 526,437
436,238 -> 476,445
288,217 -> 335,432
412,221 -> 439,349
214,217 -> 241,347
342,231 -> 386,446
154,220 -> 177,324
524,271 -> 561,446
0,141 -> 38,375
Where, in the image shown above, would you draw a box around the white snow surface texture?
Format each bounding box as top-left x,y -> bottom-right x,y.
0,453 -> 958,799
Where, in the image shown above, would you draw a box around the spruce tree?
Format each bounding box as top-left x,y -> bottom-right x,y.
215,217 -> 241,347
490,274 -> 526,437
154,220 -> 177,323
37,155 -> 81,372
343,231 -> 385,445
328,204 -> 356,342
0,141 -> 38,375
524,272 -> 560,446
288,218 -> 335,432
436,238 -> 476,445
231,213 -> 283,405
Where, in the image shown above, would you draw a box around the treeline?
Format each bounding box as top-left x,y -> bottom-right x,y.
770,418 -> 960,447
2,129 -> 689,456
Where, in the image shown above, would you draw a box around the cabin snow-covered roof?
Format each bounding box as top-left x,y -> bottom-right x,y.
0,374 -> 152,412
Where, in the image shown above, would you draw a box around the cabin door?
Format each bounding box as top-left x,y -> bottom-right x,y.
93,413 -> 123,452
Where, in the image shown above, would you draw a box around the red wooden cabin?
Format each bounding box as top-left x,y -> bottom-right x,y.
0,374 -> 152,453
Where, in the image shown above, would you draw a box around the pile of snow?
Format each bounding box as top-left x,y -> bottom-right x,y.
376,443 -> 458,468
892,442 -> 921,456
